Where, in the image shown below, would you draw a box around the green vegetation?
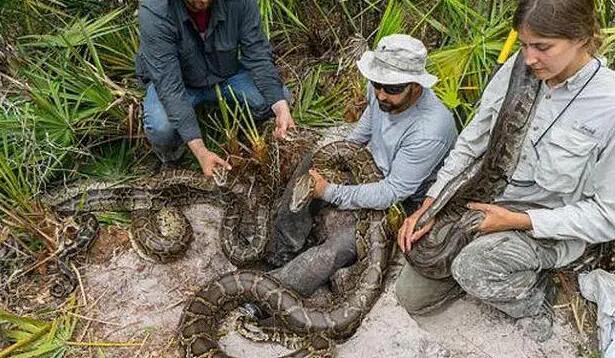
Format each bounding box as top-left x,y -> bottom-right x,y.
0,0 -> 613,354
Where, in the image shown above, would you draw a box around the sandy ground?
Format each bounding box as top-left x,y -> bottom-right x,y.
19,124 -> 589,357
69,198 -> 587,358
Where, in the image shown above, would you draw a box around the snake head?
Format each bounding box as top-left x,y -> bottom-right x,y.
290,173 -> 315,213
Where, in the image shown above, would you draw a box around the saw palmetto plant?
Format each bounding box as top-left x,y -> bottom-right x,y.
0,298 -> 78,358
0,0 -> 614,354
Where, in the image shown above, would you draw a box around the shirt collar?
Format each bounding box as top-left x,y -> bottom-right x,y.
558,56 -> 603,92
179,1 -> 225,26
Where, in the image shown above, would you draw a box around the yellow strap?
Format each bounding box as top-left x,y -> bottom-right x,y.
497,29 -> 518,64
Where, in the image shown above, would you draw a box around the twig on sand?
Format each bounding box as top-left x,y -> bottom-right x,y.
67,312 -> 123,326
65,340 -> 145,347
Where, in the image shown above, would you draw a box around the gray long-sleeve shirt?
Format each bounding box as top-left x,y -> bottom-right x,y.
427,53 -> 615,265
136,0 -> 285,143
322,85 -> 457,210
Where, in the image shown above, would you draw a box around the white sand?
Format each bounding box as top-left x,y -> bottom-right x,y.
75,201 -> 586,357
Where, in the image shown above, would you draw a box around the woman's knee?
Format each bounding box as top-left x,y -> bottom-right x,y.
395,263 -> 460,314
451,234 -> 520,300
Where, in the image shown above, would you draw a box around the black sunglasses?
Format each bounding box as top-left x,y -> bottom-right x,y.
371,81 -> 410,95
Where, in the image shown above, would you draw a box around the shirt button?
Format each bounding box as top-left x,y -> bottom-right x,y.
532,126 -> 539,131
521,154 -> 527,160
545,94 -> 551,99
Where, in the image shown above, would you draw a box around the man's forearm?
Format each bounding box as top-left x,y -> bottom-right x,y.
187,138 -> 210,161
271,99 -> 289,116
323,181 -> 399,210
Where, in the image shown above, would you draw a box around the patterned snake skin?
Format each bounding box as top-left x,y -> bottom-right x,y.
42,169 -> 266,295
179,141 -> 390,358
49,213 -> 100,297
407,54 -> 542,278
42,127 -> 322,296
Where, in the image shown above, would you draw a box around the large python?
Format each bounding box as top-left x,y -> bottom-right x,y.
42,126 -> 322,296
42,169 -> 269,296
179,141 -> 390,357
407,54 -> 542,278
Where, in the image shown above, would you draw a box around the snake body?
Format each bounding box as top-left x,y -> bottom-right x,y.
43,169 -> 269,295
179,141 -> 389,357
42,127 -> 321,295
49,213 -> 100,297
408,54 -> 542,278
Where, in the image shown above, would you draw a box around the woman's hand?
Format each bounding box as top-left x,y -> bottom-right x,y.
397,197 -> 435,254
466,202 -> 533,233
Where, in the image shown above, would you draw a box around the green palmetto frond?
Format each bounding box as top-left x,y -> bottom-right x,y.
25,71 -> 111,147
0,142 -> 38,212
1,0 -> 67,34
291,65 -> 347,127
372,0 -> 408,47
96,21 -> 139,79
258,0 -> 306,39
17,15 -> 138,149
595,0 -> 614,28
79,140 -> 138,180
205,86 -> 241,157
18,7 -> 126,49
230,95 -> 267,161
0,297 -> 78,358
406,0 -> 514,125
601,27 -> 615,67
258,0 -> 275,39
0,101 -> 66,209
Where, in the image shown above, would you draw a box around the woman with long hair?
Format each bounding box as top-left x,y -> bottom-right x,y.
396,0 -> 615,342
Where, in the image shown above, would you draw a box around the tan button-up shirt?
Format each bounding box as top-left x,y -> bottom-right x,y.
427,53 -> 615,266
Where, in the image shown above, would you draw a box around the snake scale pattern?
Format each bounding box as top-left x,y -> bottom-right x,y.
42,169 -> 270,295
179,141 -> 390,358
407,54 -> 542,279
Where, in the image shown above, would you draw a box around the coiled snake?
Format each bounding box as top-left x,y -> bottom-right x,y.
42,169 -> 268,296
42,126 -> 320,297
179,141 -> 390,357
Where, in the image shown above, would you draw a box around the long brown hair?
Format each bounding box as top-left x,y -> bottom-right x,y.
513,0 -> 603,54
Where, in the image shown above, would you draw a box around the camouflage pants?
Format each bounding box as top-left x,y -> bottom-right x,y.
453,230 -> 559,317
398,228 -> 585,318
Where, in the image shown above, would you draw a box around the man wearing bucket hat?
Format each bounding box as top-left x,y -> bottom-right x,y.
312,34 -> 452,212
238,35 -> 457,320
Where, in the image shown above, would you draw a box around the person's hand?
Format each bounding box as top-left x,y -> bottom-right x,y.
199,150 -> 231,177
187,139 -> 232,177
272,100 -> 295,139
308,169 -> 328,199
466,202 -> 532,233
397,197 -> 435,254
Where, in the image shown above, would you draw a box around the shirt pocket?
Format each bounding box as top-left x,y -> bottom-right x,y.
204,35 -> 239,78
534,126 -> 597,194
